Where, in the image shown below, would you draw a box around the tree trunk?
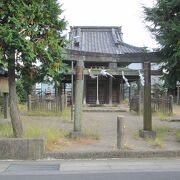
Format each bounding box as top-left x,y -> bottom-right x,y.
8,51 -> 23,137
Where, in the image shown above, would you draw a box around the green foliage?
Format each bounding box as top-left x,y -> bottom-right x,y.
16,79 -> 27,103
0,0 -> 68,84
143,0 -> 180,89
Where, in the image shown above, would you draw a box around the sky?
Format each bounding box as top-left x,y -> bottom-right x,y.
59,0 -> 158,50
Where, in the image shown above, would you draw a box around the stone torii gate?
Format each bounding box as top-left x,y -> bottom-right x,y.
65,50 -> 161,139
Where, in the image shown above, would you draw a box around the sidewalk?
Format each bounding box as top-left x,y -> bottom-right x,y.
0,158 -> 180,174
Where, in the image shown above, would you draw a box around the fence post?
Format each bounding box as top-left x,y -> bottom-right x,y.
60,94 -> 64,112
64,93 -> 67,108
169,95 -> 173,115
137,95 -> 141,114
117,116 -> 124,149
27,95 -> 32,111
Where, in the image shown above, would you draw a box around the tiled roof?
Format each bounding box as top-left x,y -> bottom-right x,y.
67,26 -> 144,55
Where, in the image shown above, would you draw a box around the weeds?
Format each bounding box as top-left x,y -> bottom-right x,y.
27,107 -> 71,122
24,126 -> 70,150
176,129 -> 180,142
148,137 -> 164,148
154,112 -> 171,121
147,126 -> 172,148
0,123 -> 13,138
123,143 -> 135,150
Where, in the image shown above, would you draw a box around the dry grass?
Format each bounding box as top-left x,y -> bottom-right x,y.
176,129 -> 180,142
147,137 -> 165,148
123,143 -> 135,150
153,112 -> 171,121
24,125 -> 70,151
147,126 -> 172,148
0,123 -> 13,138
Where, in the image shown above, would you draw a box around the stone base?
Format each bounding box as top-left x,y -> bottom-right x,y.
70,131 -> 83,139
139,130 -> 156,139
0,138 -> 44,160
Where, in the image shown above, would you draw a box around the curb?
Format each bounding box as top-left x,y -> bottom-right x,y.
44,150 -> 180,160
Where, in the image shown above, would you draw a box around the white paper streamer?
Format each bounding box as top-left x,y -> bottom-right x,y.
122,71 -> 130,87
138,70 -> 144,86
88,68 -> 97,79
100,69 -> 115,78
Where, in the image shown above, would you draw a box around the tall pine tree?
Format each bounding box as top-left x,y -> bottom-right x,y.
144,0 -> 180,90
0,0 -> 67,137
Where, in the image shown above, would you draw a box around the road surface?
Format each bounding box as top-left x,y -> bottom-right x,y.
0,158 -> 179,180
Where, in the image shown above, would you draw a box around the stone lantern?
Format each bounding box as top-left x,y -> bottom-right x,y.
45,87 -> 53,111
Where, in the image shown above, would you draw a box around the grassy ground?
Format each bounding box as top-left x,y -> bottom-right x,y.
0,103 -> 179,152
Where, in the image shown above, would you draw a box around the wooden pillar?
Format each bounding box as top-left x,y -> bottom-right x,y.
3,93 -> 8,119
118,78 -> 121,104
120,78 -> 123,103
137,79 -> 141,113
128,82 -> 131,104
122,81 -> 124,101
139,62 -> 156,139
109,76 -> 113,104
143,62 -> 152,130
177,86 -> 180,104
83,75 -> 87,105
71,61 -> 74,121
72,60 -> 84,137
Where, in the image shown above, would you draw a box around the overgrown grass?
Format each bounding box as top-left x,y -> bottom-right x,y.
147,126 -> 172,148
176,129 -> 180,142
153,112 -> 171,121
27,107 -> 71,122
123,143 -> 135,150
24,126 -> 100,151
24,126 -> 70,151
0,123 -> 13,138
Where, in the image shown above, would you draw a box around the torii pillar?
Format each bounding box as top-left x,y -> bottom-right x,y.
71,60 -> 84,138
139,62 -> 156,139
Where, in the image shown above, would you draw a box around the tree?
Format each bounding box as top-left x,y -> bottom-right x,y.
0,0 -> 67,137
143,0 -> 180,90
16,79 -> 27,103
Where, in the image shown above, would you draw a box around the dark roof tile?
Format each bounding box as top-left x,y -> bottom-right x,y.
67,26 -> 144,55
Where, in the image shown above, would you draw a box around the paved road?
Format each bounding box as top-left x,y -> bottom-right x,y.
0,158 -> 180,180
0,171 -> 180,180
